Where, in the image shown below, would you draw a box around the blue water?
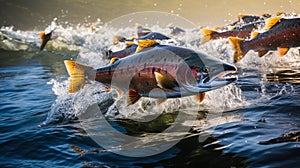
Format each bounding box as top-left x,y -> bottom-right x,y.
1,11 -> 300,168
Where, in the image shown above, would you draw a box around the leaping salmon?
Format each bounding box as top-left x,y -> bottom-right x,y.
229,17 -> 300,62
201,14 -> 270,44
64,40 -> 237,105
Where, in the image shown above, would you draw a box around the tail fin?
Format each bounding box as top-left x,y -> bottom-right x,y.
39,32 -> 47,51
39,31 -> 52,51
228,37 -> 246,63
201,29 -> 216,44
64,60 -> 93,93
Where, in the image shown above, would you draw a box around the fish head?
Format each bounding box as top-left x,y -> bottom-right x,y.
177,52 -> 237,93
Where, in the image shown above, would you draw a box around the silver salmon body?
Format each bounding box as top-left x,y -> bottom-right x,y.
65,40 -> 237,105
229,17 -> 300,62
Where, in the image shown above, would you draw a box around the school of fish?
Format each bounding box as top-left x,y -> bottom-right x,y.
37,11 -> 300,105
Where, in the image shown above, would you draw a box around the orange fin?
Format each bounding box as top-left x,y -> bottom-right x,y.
258,50 -> 269,57
250,31 -> 260,39
39,32 -> 45,40
237,14 -> 246,20
109,57 -> 119,64
64,60 -> 93,93
228,37 -> 246,63
126,90 -> 141,106
194,92 -> 206,103
39,31 -> 52,51
154,72 -> 178,90
136,39 -> 158,52
264,17 -> 281,30
201,29 -> 216,44
276,11 -> 286,16
277,47 -> 289,57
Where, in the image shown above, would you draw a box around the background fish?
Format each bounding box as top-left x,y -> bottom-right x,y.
201,14 -> 270,44
229,17 -> 300,62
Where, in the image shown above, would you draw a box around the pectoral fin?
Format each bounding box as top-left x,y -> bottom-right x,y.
277,47 -> 289,57
154,72 -> 178,90
109,57 -> 119,64
258,50 -> 268,57
194,92 -> 206,103
126,90 -> 141,106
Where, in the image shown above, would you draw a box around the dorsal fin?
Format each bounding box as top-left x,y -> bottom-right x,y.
264,17 -> 282,30
109,57 -> 119,64
250,31 -> 260,39
276,11 -> 286,16
136,39 -> 158,52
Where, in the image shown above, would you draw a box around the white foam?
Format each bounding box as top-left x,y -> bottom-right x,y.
3,18 -> 298,123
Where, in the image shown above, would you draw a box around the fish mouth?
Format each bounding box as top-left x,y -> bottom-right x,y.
210,70 -> 238,86
182,68 -> 238,93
